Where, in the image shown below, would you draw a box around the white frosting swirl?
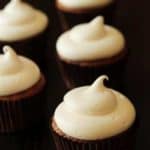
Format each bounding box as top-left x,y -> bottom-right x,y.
57,0 -> 113,9
0,46 -> 41,96
0,0 -> 48,41
54,75 -> 136,140
56,16 -> 125,61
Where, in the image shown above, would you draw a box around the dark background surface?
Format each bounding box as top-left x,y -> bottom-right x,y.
0,0 -> 149,149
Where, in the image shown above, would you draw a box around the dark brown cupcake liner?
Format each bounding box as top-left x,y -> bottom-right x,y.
57,49 -> 127,90
0,76 -> 46,133
56,1 -> 117,31
0,28 -> 48,74
51,120 -> 136,150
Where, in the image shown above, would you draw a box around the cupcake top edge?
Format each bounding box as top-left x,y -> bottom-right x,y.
54,75 -> 136,140
0,46 -> 41,97
57,0 -> 113,10
0,0 -> 48,41
56,16 -> 125,62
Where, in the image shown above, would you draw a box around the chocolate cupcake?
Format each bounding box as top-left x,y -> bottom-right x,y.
56,0 -> 117,31
0,0 -> 49,71
51,75 -> 136,150
0,46 -> 46,133
56,16 -> 127,90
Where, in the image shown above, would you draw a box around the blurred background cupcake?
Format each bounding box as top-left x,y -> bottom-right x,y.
56,16 -> 127,90
0,0 -> 49,72
56,0 -> 117,31
51,75 -> 136,150
0,46 -> 46,133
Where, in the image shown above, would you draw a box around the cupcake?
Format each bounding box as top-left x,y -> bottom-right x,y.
0,0 -> 49,71
56,0 -> 117,31
56,16 -> 127,90
0,46 -> 46,133
51,75 -> 136,150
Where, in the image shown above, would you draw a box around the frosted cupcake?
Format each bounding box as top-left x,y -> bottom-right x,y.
56,0 -> 117,30
0,46 -> 46,133
51,75 -> 136,150
0,0 -> 49,70
56,16 -> 127,89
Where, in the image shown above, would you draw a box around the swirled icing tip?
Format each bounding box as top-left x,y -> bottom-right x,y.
90,16 -> 104,26
4,0 -> 21,10
0,45 -> 22,75
3,45 -> 18,58
69,16 -> 106,41
90,75 -> 109,91
88,16 -> 105,40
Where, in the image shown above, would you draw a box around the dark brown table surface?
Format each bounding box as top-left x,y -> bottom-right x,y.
0,0 -> 149,150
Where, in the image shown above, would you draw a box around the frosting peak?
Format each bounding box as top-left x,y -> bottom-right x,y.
0,46 -> 40,96
0,46 -> 22,75
70,16 -> 106,41
3,46 -> 19,59
64,75 -> 117,115
89,16 -> 106,39
2,0 -> 35,24
4,0 -> 33,11
86,75 -> 117,115
90,75 -> 108,91
5,0 -> 20,6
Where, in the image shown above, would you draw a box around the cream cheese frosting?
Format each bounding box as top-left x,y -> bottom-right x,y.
54,75 -> 136,140
0,46 -> 41,96
57,0 -> 113,9
56,16 -> 125,61
0,0 -> 48,42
